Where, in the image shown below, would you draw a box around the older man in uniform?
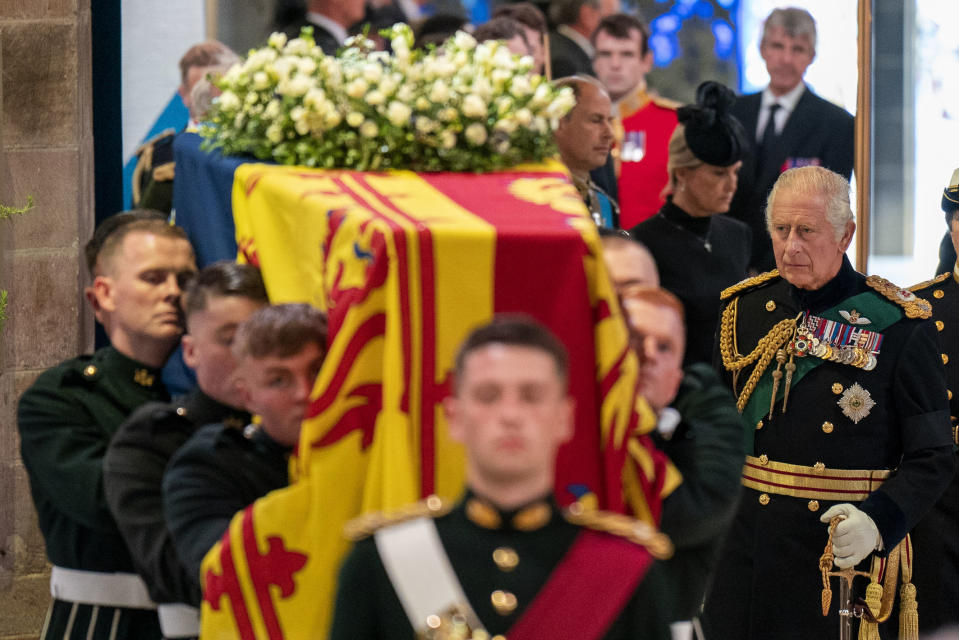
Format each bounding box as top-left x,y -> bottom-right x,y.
701,166 -> 955,639
329,317 -> 674,640
18,217 -> 196,640
906,168 -> 959,634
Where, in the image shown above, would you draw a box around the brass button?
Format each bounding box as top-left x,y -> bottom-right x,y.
937,320 -> 945,332
425,495 -> 444,512
758,454 -> 769,465
83,365 -> 97,377
491,590 -> 517,615
808,500 -> 820,512
756,419 -> 764,430
765,300 -> 776,312
492,547 -> 519,571
822,421 -> 834,434
934,289 -> 945,299
759,493 -> 770,505
943,354 -> 950,365
426,615 -> 441,629
175,407 -> 187,417
831,383 -> 843,395
813,462 -> 826,471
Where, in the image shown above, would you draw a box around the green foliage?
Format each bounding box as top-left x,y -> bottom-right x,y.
0,195 -> 34,219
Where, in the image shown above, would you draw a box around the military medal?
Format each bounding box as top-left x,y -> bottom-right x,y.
803,312 -> 883,371
837,383 -> 876,424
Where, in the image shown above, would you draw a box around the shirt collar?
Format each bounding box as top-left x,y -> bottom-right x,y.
761,82 -> 806,114
306,12 -> 349,45
556,24 -> 594,58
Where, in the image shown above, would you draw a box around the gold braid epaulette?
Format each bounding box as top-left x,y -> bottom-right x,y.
907,271 -> 950,292
720,269 -> 780,300
719,297 -> 798,412
563,503 -> 674,560
343,495 -> 452,541
865,275 -> 933,319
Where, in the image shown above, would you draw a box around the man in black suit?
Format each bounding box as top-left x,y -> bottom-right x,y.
728,7 -> 854,272
548,0 -> 604,79
281,0 -> 366,54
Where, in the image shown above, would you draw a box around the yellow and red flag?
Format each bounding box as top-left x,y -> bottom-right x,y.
200,162 -> 677,639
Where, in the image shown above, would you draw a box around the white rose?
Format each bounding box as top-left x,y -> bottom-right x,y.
285,75 -> 312,97
284,38 -> 309,56
474,43 -> 493,64
438,107 -> 458,122
360,120 -> 379,138
346,78 -> 369,99
346,112 -> 364,127
268,32 -> 287,49
464,122 -> 487,145
493,118 -> 517,134
462,94 -> 487,119
530,83 -> 551,108
245,91 -> 259,106
264,99 -> 281,119
514,108 -> 532,126
252,71 -> 270,90
491,69 -> 511,87
386,101 -> 412,127
363,63 -> 383,84
546,94 -> 573,119
452,31 -> 477,51
532,116 -> 549,133
471,78 -> 493,101
272,57 -> 295,81
492,46 -> 514,70
415,96 -> 431,111
429,81 -> 450,104
366,90 -> 386,106
297,58 -> 317,75
510,74 -> 531,98
324,111 -> 342,128
266,123 -> 284,143
291,107 -> 309,135
304,88 -> 326,109
415,117 -> 436,134
217,90 -> 240,111
440,130 -> 457,149
397,85 -> 414,103
378,75 -> 398,96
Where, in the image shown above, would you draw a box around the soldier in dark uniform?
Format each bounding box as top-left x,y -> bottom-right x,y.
701,166 -> 955,639
18,218 -> 196,640
162,303 -> 327,601
906,169 -> 959,634
330,317 -> 675,640
102,261 -> 268,637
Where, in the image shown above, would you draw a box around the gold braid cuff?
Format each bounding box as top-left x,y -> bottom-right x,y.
719,298 -> 797,411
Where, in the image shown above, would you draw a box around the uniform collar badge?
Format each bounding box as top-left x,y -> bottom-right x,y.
133,368 -> 156,387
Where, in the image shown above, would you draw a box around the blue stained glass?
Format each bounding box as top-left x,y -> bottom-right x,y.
712,19 -> 734,59
650,32 -> 679,66
652,14 -> 681,33
717,0 -> 736,7
693,1 -> 714,18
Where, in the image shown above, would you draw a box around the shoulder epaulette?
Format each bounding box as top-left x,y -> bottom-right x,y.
343,495 -> 452,541
651,95 -> 681,110
134,128 -> 177,157
563,504 -> 673,560
908,271 -> 951,292
865,275 -> 933,319
720,269 -> 780,300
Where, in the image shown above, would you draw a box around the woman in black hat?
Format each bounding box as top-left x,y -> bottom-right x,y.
629,81 -> 752,366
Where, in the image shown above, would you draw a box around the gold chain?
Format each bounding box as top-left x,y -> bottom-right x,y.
719,299 -> 797,412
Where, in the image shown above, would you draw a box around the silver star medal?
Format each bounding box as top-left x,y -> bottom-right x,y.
837,382 -> 876,424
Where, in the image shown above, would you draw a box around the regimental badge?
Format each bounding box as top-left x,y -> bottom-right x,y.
133,369 -> 155,387
838,309 -> 871,325
837,383 -> 876,424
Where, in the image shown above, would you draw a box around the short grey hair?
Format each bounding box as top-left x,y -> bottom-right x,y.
549,0 -> 599,28
766,166 -> 853,241
762,7 -> 816,51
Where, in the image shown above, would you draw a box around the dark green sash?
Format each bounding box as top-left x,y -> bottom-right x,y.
740,290 -> 902,454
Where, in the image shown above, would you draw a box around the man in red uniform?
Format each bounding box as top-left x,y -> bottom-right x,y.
593,13 -> 679,229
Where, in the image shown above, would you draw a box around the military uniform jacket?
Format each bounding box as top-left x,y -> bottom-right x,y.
162,422 -> 291,603
103,390 -> 250,605
615,86 -> 679,229
630,199 -> 751,366
701,258 -> 955,639
17,346 -> 168,639
330,492 -> 673,640
906,267 -> 959,632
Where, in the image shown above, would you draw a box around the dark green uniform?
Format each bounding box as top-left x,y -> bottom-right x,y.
162,423 -> 291,604
132,129 -> 176,213
330,492 -> 673,640
103,390 -> 250,606
18,347 -> 168,640
906,268 -> 959,633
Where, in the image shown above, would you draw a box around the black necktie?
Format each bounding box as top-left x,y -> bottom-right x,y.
756,103 -> 781,180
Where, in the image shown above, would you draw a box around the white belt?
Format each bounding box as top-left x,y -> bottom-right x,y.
158,603 -> 200,638
50,566 -> 156,610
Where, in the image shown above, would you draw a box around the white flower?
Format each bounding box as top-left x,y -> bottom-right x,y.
378,75 -> 399,96
452,31 -> 477,51
438,107 -> 458,122
471,77 -> 493,101
346,78 -> 369,99
268,32 -> 287,49
217,90 -> 240,111
514,108 -> 532,126
252,71 -> 270,90
492,47 -> 515,70
440,130 -> 457,149
284,38 -> 309,56
362,63 -> 383,84
546,92 -> 575,119
493,118 -> 518,134
266,123 -> 284,143
415,117 -> 436,133
510,74 -> 531,98
415,96 -> 431,111
283,75 -> 313,97
429,81 -> 450,104
297,58 -> 317,75
324,111 -> 342,128
366,90 -> 386,106
491,69 -> 511,87
272,57 -> 296,81
462,94 -> 487,119
464,122 -> 487,145
532,116 -> 549,133
529,83 -> 551,108
346,112 -> 364,127
360,120 -> 379,138
291,106 -> 309,134
386,101 -> 412,127
264,99 -> 281,119
397,85 -> 414,103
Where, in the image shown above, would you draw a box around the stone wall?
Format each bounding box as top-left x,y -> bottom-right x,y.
0,2 -> 93,638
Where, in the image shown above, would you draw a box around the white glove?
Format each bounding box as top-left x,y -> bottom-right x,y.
820,503 -> 882,569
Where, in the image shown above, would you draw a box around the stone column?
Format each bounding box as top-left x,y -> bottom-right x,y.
0,2 -> 94,638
